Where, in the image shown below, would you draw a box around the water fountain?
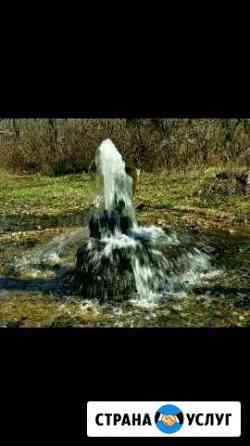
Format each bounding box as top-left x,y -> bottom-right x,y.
73,139 -> 213,303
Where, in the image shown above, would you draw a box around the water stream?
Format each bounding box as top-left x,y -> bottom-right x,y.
73,139 -> 216,303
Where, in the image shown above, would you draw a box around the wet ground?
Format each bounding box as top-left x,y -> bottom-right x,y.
1,211 -> 250,327
0,209 -> 88,233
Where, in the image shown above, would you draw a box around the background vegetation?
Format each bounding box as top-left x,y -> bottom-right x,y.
1,119 -> 250,175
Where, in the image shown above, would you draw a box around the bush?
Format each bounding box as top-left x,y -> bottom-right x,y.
1,118 -> 250,175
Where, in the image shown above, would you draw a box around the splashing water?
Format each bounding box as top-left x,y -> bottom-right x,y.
9,138 -> 216,304
95,138 -> 136,223
73,139 -> 216,303
13,227 -> 89,279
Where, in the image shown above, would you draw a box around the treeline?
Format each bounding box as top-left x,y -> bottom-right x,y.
0,118 -> 250,175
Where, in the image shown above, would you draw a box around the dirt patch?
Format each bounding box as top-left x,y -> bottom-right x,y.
198,170 -> 250,200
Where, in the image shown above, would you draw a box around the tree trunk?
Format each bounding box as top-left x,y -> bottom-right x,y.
13,119 -> 20,139
48,119 -> 58,146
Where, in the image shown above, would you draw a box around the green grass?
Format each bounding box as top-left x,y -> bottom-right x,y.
0,171 -> 97,215
1,167 -> 250,231
135,168 -> 250,233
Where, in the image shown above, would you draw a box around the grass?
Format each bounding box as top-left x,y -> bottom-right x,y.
1,167 -> 250,327
135,168 -> 250,233
0,170 -> 97,216
1,167 -> 250,225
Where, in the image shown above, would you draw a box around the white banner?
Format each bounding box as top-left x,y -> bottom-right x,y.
87,401 -> 241,437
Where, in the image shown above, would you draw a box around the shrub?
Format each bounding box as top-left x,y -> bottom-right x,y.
1,118 -> 250,175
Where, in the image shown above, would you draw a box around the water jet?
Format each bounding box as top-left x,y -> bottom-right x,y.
73,139 -> 213,303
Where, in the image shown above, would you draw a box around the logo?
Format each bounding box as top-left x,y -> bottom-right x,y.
155,404 -> 184,434
87,401 -> 241,437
